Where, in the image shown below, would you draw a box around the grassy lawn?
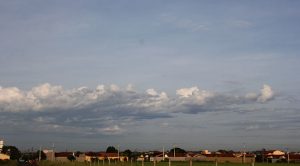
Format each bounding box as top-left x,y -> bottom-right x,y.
1,161 -> 300,166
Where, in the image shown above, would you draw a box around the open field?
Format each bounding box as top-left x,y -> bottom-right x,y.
1,161 -> 300,166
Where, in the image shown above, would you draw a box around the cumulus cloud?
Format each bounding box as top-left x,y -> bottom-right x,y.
257,84 -> 274,102
0,83 -> 275,135
176,86 -> 214,105
244,84 -> 274,103
0,83 -> 275,113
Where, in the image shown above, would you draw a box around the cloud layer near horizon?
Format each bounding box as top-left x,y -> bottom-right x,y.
0,83 -> 274,135
0,83 -> 274,113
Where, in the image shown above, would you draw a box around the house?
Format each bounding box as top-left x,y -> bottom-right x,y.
263,150 -> 285,163
76,153 -> 86,162
106,152 -> 119,161
0,153 -> 10,160
84,152 -> 128,162
168,152 -> 189,161
55,152 -> 74,162
192,152 -> 255,163
43,149 -> 55,161
0,140 -> 3,152
288,153 -> 300,163
85,152 -> 105,162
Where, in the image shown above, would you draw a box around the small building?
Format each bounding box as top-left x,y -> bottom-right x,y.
55,152 -> 74,162
0,153 -> 10,160
84,152 -> 105,162
43,149 -> 55,161
288,153 -> 300,163
264,150 -> 285,163
0,140 -> 3,153
76,153 -> 86,162
193,152 -> 255,163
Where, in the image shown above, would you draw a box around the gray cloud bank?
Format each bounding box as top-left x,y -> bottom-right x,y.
0,83 -> 274,135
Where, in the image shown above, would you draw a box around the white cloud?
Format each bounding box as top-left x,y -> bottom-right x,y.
101,125 -> 123,135
126,84 -> 135,92
110,84 -> 120,92
0,83 -> 277,136
146,89 -> 158,96
0,86 -> 23,102
245,92 -> 258,100
176,86 -> 214,105
0,83 -> 275,113
257,84 -> 274,103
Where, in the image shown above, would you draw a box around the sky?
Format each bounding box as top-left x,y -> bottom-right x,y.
1,0 -> 300,152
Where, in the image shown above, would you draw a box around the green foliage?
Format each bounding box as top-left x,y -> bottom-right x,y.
106,146 -> 118,153
75,151 -> 82,157
1,145 -> 21,160
122,149 -> 132,157
130,151 -> 141,161
169,147 -> 186,154
67,154 -> 76,161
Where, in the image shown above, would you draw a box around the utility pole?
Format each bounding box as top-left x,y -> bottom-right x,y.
243,143 -> 246,164
287,148 -> 290,164
39,146 -> 42,162
52,143 -> 55,161
118,145 -> 120,162
173,144 -> 176,158
163,146 -> 165,161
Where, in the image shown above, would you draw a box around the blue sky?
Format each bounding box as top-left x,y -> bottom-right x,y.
1,0 -> 300,152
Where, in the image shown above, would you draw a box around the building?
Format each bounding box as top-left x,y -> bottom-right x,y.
288,153 -> 300,163
0,153 -> 10,160
263,150 -> 285,163
55,152 -> 74,162
0,139 -> 9,160
0,140 -> 3,153
43,149 -> 55,161
192,152 -> 255,163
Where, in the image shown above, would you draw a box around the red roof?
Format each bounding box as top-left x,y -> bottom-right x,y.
55,152 -> 73,157
289,154 -> 300,160
106,153 -> 118,157
202,153 -> 236,157
85,152 -> 107,157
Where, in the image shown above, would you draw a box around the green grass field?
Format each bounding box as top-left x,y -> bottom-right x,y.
1,160 -> 300,166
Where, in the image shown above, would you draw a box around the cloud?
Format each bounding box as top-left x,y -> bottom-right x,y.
101,125 -> 123,135
176,86 -> 214,105
0,83 -> 276,135
257,84 -> 274,102
244,84 -> 274,104
0,83 -> 275,113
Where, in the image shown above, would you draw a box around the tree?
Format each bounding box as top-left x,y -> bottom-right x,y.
67,154 -> 76,161
106,146 -> 118,153
131,151 -> 141,161
169,147 -> 186,154
2,145 -> 21,160
75,151 -> 82,157
122,149 -> 132,160
217,149 -> 234,154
